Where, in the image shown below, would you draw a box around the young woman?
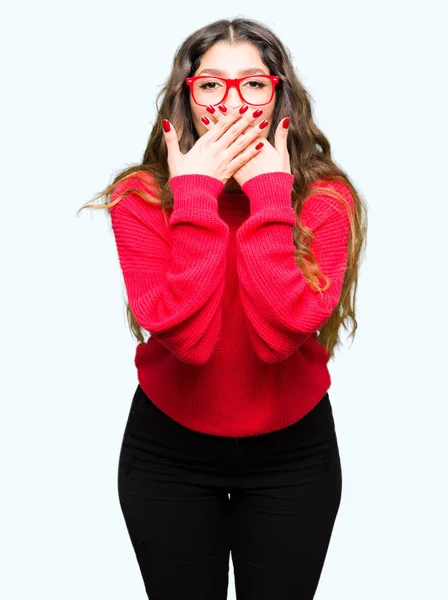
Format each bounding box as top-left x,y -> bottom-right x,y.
80,16 -> 367,600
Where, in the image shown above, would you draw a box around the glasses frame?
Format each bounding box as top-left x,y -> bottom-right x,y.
185,75 -> 280,107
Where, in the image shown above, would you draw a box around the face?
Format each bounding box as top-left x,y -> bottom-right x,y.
189,41 -> 276,139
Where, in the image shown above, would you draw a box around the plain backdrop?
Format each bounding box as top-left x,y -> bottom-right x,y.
1,0 -> 447,598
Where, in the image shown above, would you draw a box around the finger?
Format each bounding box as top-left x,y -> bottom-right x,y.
198,103 -> 234,129
197,104 -> 237,143
161,119 -> 181,162
199,112 -> 215,129
223,116 -> 270,162
203,103 -> 229,124
227,138 -> 265,173
214,107 -> 265,150
199,103 -> 248,128
274,117 -> 290,156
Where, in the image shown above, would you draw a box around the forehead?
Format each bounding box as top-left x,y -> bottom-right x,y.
196,42 -> 267,75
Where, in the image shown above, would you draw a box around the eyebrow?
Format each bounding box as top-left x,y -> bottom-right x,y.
197,67 -> 269,76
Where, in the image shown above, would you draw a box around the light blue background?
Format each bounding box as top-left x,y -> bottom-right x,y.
1,0 -> 447,598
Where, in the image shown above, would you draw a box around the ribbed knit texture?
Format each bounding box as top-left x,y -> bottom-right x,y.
110,171 -> 353,437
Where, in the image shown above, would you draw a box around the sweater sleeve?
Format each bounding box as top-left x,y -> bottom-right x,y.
110,173 -> 229,366
236,171 -> 353,363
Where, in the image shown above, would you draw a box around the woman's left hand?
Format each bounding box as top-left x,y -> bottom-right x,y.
232,117 -> 292,187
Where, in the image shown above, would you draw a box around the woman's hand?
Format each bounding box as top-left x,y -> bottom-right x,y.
161,106 -> 271,185
232,123 -> 291,187
192,104 -> 292,187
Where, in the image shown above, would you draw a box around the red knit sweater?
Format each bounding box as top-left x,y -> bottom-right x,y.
110,170 -> 353,437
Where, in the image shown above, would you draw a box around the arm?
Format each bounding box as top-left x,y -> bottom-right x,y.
236,172 -> 353,363
110,173 -> 229,365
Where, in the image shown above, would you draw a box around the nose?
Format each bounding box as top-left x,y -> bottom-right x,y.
224,84 -> 244,109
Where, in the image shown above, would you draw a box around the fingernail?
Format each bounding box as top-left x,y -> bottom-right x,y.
218,104 -> 227,113
259,119 -> 269,130
161,119 -> 170,132
252,109 -> 263,118
239,105 -> 249,114
255,142 -> 264,150
201,115 -> 210,125
206,105 -> 216,114
282,117 -> 290,129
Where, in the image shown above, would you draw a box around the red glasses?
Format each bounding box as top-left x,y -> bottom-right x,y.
185,75 -> 280,107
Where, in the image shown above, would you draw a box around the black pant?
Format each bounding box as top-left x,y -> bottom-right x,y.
117,384 -> 342,599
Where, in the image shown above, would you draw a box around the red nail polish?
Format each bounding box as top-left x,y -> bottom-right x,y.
218,104 -> 227,113
201,115 -> 210,125
239,105 -> 249,114
282,117 -> 290,129
161,119 -> 171,132
255,142 -> 264,150
252,109 -> 263,118
259,119 -> 269,130
206,105 -> 216,114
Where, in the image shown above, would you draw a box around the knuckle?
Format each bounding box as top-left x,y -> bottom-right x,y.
235,135 -> 247,148
249,125 -> 260,139
228,124 -> 239,136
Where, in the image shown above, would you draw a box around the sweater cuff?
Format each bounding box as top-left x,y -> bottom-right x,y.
241,171 -> 295,214
169,174 -> 225,212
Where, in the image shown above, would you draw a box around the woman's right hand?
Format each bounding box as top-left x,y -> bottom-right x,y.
161,106 -> 268,185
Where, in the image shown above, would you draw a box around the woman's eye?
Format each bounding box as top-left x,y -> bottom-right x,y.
244,80 -> 267,89
199,82 -> 220,90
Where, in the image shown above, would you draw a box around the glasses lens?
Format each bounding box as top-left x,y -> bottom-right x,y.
193,76 -> 273,105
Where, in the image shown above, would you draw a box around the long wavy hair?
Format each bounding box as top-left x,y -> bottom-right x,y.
77,16 -> 368,359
